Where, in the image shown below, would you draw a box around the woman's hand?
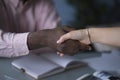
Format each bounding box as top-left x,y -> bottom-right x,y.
57,29 -> 91,44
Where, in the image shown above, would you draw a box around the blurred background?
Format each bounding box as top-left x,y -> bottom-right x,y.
53,0 -> 120,29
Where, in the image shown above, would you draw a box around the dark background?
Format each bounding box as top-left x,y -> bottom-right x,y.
53,0 -> 120,29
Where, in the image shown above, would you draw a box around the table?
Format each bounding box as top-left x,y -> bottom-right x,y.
0,52 -> 101,80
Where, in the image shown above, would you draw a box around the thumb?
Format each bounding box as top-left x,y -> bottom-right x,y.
57,33 -> 71,44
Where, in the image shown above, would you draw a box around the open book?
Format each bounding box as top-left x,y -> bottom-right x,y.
12,53 -> 85,79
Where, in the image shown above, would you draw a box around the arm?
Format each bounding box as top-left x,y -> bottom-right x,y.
57,27 -> 120,48
89,27 -> 120,47
0,26 -> 89,57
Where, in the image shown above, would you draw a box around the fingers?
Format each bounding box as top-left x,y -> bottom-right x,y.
56,33 -> 71,56
57,52 -> 64,57
57,33 -> 71,44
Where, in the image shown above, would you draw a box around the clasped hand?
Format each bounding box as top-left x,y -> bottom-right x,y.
28,26 -> 90,56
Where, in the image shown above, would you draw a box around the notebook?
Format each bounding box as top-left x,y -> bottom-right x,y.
12,52 -> 85,79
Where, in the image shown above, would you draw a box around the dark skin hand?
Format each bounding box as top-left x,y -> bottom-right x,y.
27,26 -> 90,55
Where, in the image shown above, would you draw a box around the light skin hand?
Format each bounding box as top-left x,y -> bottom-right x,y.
57,33 -> 71,44
57,29 -> 90,44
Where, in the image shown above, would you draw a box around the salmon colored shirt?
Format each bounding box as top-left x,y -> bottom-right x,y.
0,0 -> 60,57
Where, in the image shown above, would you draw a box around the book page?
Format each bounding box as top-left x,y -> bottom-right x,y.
12,54 -> 63,79
40,53 -> 84,68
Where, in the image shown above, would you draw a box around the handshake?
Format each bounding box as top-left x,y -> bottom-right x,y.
27,26 -> 91,56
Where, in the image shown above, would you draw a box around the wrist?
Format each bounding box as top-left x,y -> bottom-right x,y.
79,29 -> 91,44
86,28 -> 92,44
27,32 -> 47,50
88,28 -> 98,43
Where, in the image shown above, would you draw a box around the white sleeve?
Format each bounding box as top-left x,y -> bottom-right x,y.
0,30 -> 29,57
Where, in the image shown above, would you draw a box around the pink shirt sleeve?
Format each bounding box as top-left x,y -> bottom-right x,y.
0,30 -> 29,57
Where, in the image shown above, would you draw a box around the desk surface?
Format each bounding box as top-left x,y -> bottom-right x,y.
0,52 -> 101,80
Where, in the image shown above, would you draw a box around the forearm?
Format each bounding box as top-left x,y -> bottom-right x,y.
27,28 -> 63,50
27,27 -> 67,50
27,31 -> 50,50
88,27 -> 120,47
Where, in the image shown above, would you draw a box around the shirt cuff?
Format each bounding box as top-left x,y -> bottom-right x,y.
13,32 -> 29,57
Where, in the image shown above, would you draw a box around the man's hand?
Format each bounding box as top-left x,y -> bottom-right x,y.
27,26 -> 90,55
